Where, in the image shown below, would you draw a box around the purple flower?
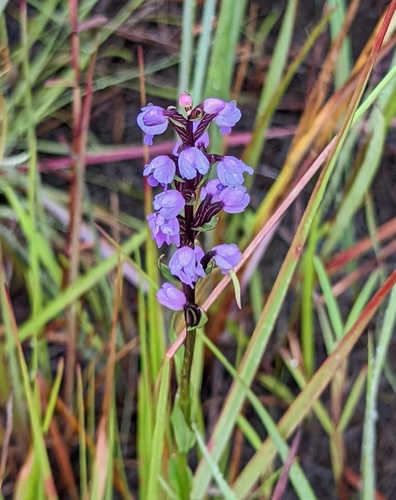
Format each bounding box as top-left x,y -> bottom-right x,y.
137,104 -> 169,145
203,98 -> 226,114
147,213 -> 180,247
214,101 -> 241,134
178,147 -> 210,180
143,155 -> 176,186
200,178 -> 225,202
212,244 -> 242,273
219,185 -> 250,213
157,283 -> 187,311
169,246 -> 206,287
216,156 -> 254,187
153,190 -> 185,219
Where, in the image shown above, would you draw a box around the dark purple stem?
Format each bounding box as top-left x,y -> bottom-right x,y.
179,117 -> 198,424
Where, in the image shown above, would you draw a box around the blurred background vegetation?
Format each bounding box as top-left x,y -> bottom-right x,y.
0,0 -> 395,498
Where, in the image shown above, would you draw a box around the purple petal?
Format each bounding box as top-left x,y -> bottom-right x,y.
214,101 -> 241,134
137,104 -> 169,144
157,283 -> 187,311
219,186 -> 250,214
203,98 -> 226,114
212,244 -> 242,273
169,246 -> 206,286
153,190 -> 185,219
216,156 -> 253,187
178,147 -> 210,180
200,179 -> 224,202
147,213 -> 180,248
144,155 -> 176,185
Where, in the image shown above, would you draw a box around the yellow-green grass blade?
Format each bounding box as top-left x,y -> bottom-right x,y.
280,349 -> 334,436
301,214 -> 321,378
192,24 -> 384,493
361,284 -> 396,498
204,0 -> 248,100
3,289 -> 58,499
146,359 -> 171,500
42,359 -> 64,433
18,230 -> 147,341
323,107 -> 386,255
338,364 -> 367,433
178,0 -> 196,96
344,269 -> 381,332
313,256 -> 344,340
198,331 -> 318,500
243,10 -> 331,201
256,0 -> 298,118
327,0 -> 352,88
193,423 -> 238,500
191,0 -> 217,104
232,270 -> 396,498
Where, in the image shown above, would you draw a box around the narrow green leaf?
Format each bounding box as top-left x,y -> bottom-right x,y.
171,396 -> 195,452
313,256 -> 344,340
146,360 -> 171,499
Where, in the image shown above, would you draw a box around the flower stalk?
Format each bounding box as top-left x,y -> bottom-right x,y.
137,93 -> 251,425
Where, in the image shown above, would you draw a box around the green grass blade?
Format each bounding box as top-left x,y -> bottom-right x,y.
361,285 -> 396,497
178,0 -> 196,96
323,107 -> 386,255
192,29 -> 384,494
191,0 -> 217,103
338,365 -> 367,433
199,331 -> 318,500
231,270 -> 396,498
18,230 -> 147,341
313,256 -> 344,340
146,359 -> 171,500
193,423 -> 237,500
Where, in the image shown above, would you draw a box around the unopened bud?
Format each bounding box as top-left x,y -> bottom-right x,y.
179,92 -> 193,109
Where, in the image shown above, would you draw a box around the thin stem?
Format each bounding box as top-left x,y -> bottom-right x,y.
179,318 -> 196,425
178,116 -> 198,424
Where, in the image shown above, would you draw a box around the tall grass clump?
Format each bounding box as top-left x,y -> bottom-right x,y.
0,0 -> 395,499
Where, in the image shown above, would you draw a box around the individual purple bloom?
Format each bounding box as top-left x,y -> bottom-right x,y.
178,147 -> 210,180
214,101 -> 241,134
157,283 -> 187,311
219,185 -> 250,213
203,98 -> 226,115
212,244 -> 242,273
200,178 -> 225,202
169,246 -> 206,287
147,213 -> 180,247
143,155 -> 176,186
216,156 -> 254,187
153,190 -> 185,219
137,104 -> 169,145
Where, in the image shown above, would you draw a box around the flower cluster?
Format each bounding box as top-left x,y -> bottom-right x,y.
137,94 -> 252,324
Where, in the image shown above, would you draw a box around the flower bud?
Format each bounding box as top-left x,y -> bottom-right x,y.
179,92 -> 193,108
